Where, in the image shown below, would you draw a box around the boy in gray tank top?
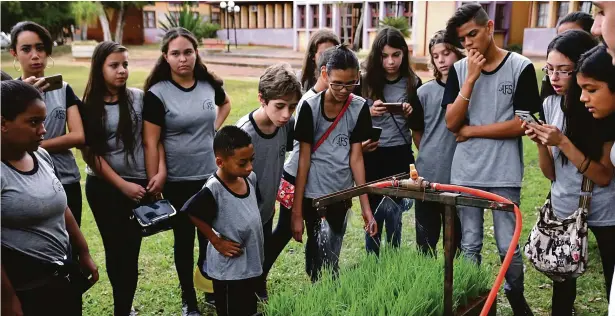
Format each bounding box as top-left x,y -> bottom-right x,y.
443,4 -> 541,314
236,63 -> 302,299
182,126 -> 263,316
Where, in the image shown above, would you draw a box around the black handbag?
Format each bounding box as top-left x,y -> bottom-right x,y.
132,193 -> 177,237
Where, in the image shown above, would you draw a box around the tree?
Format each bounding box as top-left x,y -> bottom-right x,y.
379,17 -> 410,38
1,1 -> 73,42
96,1 -> 112,41
95,1 -> 149,44
352,6 -> 365,51
159,4 -> 220,41
71,2 -> 99,40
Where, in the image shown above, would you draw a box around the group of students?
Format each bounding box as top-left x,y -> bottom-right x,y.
2,2 -> 615,316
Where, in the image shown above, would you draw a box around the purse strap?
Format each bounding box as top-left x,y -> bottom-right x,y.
578,176 -> 594,209
312,94 -> 353,153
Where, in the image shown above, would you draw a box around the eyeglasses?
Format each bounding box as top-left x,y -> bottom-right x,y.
329,80 -> 360,91
542,66 -> 574,78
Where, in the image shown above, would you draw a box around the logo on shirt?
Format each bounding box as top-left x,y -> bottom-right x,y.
203,100 -> 215,111
50,108 -> 66,121
396,94 -> 409,103
279,144 -> 286,157
498,81 -> 514,95
131,112 -> 142,125
332,134 -> 349,147
52,178 -> 64,194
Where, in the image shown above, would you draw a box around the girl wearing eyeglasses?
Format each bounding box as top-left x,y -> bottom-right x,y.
354,27 -> 422,256
524,31 -> 615,316
290,44 -> 377,282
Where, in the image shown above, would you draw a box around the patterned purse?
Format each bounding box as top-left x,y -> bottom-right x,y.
524,177 -> 594,282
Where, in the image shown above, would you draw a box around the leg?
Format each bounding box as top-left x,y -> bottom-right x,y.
456,198 -> 485,265
322,207 -> 349,278
551,279 -> 576,316
589,225 -> 615,299
365,194 -> 385,255
212,279 -> 229,316
490,187 -> 532,315
384,199 -> 403,249
86,176 -> 144,316
17,277 -> 81,316
257,218 -> 274,299
266,204 -> 293,272
303,198 -> 320,282
415,200 -> 443,256
212,278 -> 259,316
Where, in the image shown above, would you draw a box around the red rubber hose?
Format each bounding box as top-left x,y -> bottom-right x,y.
431,183 -> 522,316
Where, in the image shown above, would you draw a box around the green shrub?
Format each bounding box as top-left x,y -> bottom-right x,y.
159,4 -> 220,40
379,17 -> 411,38
265,247 -> 491,316
507,44 -> 523,54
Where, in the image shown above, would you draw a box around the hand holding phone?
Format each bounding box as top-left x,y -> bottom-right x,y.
515,110 -> 542,125
41,74 -> 63,92
370,126 -> 382,142
383,102 -> 404,114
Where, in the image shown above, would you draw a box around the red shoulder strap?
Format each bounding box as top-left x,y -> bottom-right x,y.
312,95 -> 353,153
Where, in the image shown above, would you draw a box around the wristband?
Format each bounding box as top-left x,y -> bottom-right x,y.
458,92 -> 470,102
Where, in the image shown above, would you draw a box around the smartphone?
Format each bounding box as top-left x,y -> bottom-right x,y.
383,102 -> 404,114
41,74 -> 63,92
515,110 -> 542,125
370,126 -> 382,142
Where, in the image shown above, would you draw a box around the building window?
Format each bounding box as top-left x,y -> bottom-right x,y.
580,1 -> 593,14
143,11 -> 156,29
298,5 -> 305,28
325,4 -> 332,27
557,2 -> 570,22
311,4 -> 319,28
370,3 -> 379,28
170,11 -> 180,21
494,3 -> 506,31
536,2 -> 549,27
211,7 -> 221,25
385,2 -> 396,17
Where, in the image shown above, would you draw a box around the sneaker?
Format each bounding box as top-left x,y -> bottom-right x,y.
128,307 -> 138,316
204,292 -> 216,307
181,300 -> 201,316
505,291 -> 534,316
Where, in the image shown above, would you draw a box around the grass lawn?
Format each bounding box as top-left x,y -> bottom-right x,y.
0,60 -> 610,316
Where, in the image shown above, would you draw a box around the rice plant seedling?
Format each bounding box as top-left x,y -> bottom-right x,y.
264,247 -> 492,316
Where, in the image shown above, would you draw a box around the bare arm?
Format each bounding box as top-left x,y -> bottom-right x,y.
143,121 -> 161,179
445,79 -> 475,133
189,216 -> 243,257
458,118 -> 526,140
412,130 -> 423,150
349,143 -> 376,236
40,106 -> 85,152
64,207 -> 99,283
80,147 -> 125,189
214,95 -> 231,131
537,144 -> 556,181
291,142 -> 312,242
558,140 -> 614,187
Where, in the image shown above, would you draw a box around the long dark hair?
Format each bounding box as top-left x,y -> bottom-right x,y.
82,41 -> 136,166
428,30 -> 465,81
144,27 -> 222,92
363,27 -> 419,102
541,30 -> 598,99
562,45 -> 613,165
300,29 -> 340,91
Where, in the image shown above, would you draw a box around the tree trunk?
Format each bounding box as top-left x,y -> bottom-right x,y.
114,3 -> 126,44
80,23 -> 89,40
97,2 -> 112,41
352,6 -> 364,51
341,4 -> 348,44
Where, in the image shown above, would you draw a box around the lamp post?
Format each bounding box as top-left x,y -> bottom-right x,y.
220,1 -> 239,53
233,5 -> 240,48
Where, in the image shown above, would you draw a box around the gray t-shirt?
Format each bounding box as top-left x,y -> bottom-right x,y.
441,52 -> 542,187
86,88 -> 147,179
415,80 -> 457,184
1,148 -> 69,290
285,88 -> 318,177
143,80 -> 226,181
237,111 -> 293,223
182,172 -> 264,280
293,91 -> 372,198
370,77 -> 415,147
543,95 -> 615,226
42,82 -> 82,184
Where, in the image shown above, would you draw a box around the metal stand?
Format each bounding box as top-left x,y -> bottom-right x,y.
312,178 -> 513,316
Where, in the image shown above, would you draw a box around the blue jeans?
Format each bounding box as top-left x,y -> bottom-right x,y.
456,186 -> 524,293
365,195 -> 402,256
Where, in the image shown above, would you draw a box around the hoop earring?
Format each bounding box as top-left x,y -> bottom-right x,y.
46,57 -> 55,69
13,59 -> 21,72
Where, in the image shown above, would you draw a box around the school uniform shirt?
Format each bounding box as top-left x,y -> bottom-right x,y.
85,88 -> 147,179
284,87 -> 318,177
441,52 -> 542,187
143,80 -> 226,181
543,95 -> 615,226
1,148 -> 69,290
611,143 -> 615,166
293,91 -> 372,199
181,172 -> 263,281
413,79 -> 456,184
237,111 -> 293,224
20,80 -> 82,185
369,76 -> 423,148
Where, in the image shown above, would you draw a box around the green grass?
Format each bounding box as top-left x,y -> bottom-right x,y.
0,61 -> 610,316
265,248 -> 491,316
